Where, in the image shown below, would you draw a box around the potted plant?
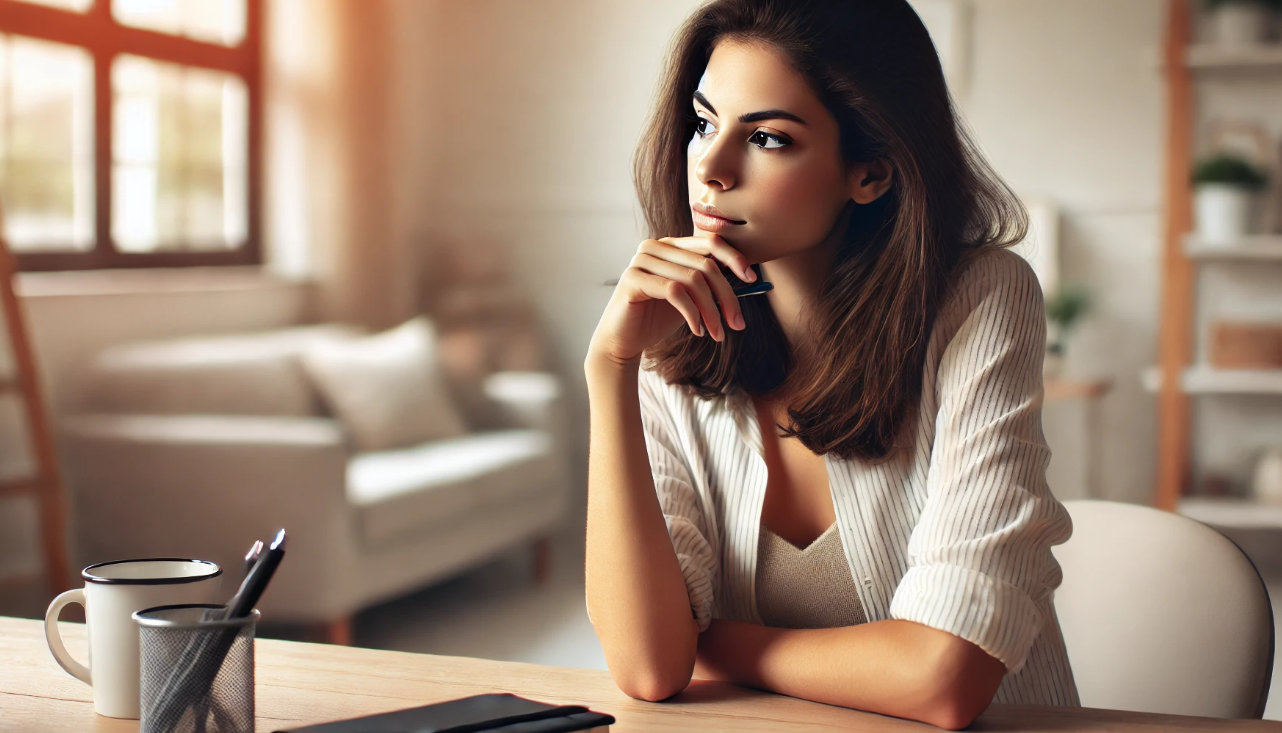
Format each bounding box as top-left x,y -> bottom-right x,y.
1191,153 -> 1269,244
1205,0 -> 1280,45
1044,285 -> 1092,380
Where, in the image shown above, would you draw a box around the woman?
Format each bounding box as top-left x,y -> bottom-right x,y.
583,0 -> 1078,728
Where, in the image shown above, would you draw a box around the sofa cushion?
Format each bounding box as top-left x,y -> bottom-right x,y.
346,429 -> 556,545
302,317 -> 470,452
74,324 -> 364,417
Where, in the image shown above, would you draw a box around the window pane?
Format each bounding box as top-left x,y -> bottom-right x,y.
112,55 -> 247,253
113,0 -> 247,47
0,36 -> 95,252
13,0 -> 93,11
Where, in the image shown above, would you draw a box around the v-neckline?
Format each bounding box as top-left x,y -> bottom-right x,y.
741,390 -> 838,556
762,520 -> 838,554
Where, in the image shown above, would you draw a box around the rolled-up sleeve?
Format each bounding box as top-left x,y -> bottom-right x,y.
637,366 -> 719,632
889,253 -> 1073,676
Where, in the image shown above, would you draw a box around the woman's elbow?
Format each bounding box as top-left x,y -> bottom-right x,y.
915,678 -> 995,730
922,697 -> 987,731
600,619 -> 699,702
918,637 -> 1006,729
615,668 -> 693,702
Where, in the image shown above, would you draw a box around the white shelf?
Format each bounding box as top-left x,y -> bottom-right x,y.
1179,496 -> 1282,529
1184,234 -> 1282,261
1142,366 -> 1282,395
1186,43 -> 1282,71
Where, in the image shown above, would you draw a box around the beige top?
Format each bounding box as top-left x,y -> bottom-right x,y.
755,520 -> 868,629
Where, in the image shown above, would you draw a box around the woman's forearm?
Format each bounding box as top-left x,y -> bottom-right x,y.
584,354 -> 699,701
694,619 -> 1005,730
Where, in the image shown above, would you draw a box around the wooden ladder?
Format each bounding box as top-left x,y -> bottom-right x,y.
0,203 -> 70,601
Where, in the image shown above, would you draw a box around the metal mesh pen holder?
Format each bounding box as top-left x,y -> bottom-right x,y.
134,603 -> 260,733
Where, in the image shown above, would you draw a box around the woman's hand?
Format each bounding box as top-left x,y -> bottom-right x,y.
587,235 -> 755,368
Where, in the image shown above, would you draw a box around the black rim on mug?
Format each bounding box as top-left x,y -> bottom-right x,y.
82,558 -> 223,586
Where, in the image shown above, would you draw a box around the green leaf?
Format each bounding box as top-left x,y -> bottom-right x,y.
1045,285 -> 1092,331
1191,154 -> 1270,190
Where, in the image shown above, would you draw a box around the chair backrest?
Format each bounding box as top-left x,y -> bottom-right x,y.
1052,499 -> 1273,718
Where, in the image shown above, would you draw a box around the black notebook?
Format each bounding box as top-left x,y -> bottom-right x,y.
273,693 -> 614,733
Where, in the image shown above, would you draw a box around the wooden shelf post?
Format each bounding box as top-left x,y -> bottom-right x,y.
1155,0 -> 1196,512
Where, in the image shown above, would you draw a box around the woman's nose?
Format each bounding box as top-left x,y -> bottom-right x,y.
693,135 -> 737,191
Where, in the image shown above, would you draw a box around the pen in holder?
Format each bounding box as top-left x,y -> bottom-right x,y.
134,603 -> 260,733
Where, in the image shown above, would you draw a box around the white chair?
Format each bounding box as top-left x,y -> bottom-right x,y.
1052,499 -> 1274,718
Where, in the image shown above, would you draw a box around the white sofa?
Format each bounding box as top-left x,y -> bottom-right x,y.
58,324 -> 573,640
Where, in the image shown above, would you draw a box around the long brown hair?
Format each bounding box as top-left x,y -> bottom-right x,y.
636,0 -> 1028,462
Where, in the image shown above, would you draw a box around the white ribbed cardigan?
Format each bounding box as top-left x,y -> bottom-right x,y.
632,248 -> 1079,707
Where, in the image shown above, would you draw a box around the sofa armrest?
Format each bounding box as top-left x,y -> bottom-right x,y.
59,414 -> 359,620
482,371 -> 566,437
481,371 -> 574,534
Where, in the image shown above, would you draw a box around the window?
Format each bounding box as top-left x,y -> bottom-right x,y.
0,0 -> 260,271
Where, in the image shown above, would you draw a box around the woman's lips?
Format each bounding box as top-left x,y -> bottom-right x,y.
691,205 -> 745,233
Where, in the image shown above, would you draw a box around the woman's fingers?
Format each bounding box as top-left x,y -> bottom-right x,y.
647,238 -> 747,334
631,251 -> 728,340
624,267 -> 704,337
635,243 -> 741,336
657,235 -> 754,283
589,233 -> 752,366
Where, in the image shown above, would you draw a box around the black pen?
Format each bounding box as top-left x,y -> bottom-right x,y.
601,277 -> 773,297
198,538 -> 265,624
224,529 -> 286,619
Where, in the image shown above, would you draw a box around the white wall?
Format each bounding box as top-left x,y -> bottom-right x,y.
409,0 -> 1169,506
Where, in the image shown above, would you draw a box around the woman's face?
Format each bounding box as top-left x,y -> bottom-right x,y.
687,39 -> 857,265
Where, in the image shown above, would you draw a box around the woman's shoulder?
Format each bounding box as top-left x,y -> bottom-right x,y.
921,247 -> 1046,372
949,246 -> 1042,300
938,247 -> 1045,327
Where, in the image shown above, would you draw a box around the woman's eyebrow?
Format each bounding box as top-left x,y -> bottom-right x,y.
693,90 -> 717,115
692,92 -> 807,126
739,109 -> 807,125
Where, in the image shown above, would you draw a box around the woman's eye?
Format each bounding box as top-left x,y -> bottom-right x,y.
694,117 -> 716,137
749,130 -> 790,149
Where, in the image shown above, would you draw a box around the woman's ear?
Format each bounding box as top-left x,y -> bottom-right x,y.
848,159 -> 894,204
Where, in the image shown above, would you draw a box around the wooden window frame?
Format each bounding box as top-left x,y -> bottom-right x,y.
0,0 -> 262,272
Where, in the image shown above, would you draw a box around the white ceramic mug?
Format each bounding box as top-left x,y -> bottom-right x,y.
44,558 -> 223,719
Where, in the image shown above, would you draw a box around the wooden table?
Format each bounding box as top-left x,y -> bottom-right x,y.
2,617 -> 1278,732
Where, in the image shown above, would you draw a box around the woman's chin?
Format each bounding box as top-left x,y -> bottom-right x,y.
692,227 -> 788,266
697,231 -> 755,261
732,244 -> 783,267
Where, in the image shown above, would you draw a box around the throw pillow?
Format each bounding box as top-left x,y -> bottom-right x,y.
301,316 -> 469,452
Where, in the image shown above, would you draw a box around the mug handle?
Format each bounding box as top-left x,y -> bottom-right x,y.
44,588 -> 91,684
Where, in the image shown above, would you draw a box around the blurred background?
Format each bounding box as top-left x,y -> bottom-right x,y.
1,0 -> 1281,720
